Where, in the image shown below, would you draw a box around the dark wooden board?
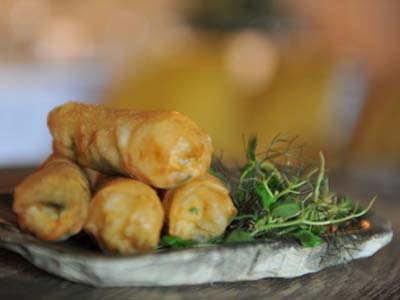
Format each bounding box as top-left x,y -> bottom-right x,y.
0,168 -> 399,299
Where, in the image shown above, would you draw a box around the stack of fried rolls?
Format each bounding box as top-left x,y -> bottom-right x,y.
13,102 -> 237,254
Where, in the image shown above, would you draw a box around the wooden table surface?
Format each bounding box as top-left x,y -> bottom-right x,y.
0,167 -> 399,300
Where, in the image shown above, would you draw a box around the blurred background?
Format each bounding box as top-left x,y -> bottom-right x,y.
1,0 -> 400,175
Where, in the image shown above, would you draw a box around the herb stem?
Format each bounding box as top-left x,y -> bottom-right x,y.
313,152 -> 325,203
276,180 -> 308,199
239,162 -> 255,187
232,214 -> 256,221
253,197 -> 375,235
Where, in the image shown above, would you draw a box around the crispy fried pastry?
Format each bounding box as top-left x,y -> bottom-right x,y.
163,174 -> 237,242
85,178 -> 164,254
13,155 -> 91,241
48,102 -> 213,188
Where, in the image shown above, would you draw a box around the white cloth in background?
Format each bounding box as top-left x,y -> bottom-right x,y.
0,63 -> 110,167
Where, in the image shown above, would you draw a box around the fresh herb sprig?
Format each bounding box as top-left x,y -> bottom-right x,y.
225,135 -> 375,247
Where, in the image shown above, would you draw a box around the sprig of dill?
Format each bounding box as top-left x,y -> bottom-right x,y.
159,135 -> 375,250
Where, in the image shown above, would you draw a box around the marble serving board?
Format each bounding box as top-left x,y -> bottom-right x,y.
0,193 -> 393,287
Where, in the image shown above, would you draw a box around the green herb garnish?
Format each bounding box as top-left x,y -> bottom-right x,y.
223,135 -> 375,247
225,229 -> 254,243
159,235 -> 197,249
293,229 -> 324,248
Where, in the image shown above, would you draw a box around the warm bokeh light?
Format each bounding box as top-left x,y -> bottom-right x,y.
0,0 -> 399,170
223,31 -> 278,92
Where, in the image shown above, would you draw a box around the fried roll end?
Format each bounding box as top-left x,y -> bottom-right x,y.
47,101 -> 213,188
85,178 -> 164,254
125,110 -> 213,188
13,156 -> 91,241
163,174 -> 237,242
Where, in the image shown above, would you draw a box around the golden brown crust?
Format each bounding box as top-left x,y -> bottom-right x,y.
13,155 -> 91,241
163,174 -> 237,242
85,178 -> 164,254
48,101 -> 213,188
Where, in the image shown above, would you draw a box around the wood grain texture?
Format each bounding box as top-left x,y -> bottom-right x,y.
0,168 -> 399,300
0,195 -> 392,287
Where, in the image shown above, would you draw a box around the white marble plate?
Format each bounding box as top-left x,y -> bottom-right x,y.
0,193 -> 393,287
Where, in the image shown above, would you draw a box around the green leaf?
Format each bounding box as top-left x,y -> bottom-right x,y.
337,195 -> 354,216
207,235 -> 224,244
311,226 -> 323,235
256,182 -> 276,211
338,196 -> 354,208
247,136 -> 258,161
293,230 -> 324,247
225,229 -> 254,243
160,235 -> 196,249
270,201 -> 300,219
255,217 -> 268,229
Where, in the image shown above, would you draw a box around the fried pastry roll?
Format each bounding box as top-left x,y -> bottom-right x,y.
85,178 -> 164,254
48,101 -> 213,188
163,174 -> 237,242
13,155 -> 91,241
